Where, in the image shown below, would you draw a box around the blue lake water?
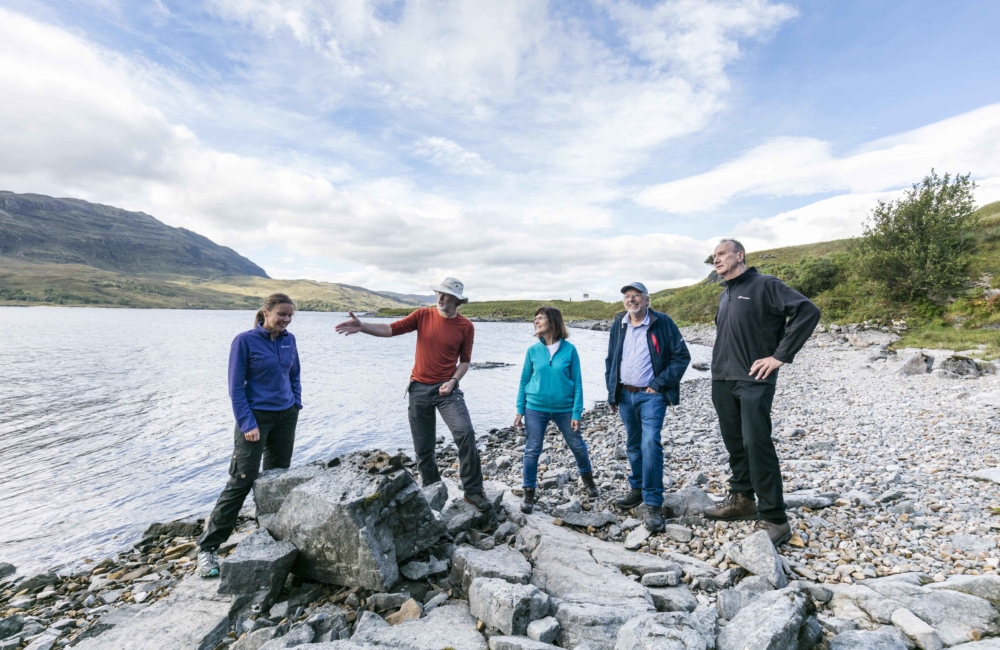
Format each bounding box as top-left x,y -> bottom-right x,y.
0,307 -> 711,576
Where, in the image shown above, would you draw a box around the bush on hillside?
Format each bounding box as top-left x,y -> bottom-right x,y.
761,253 -> 846,298
855,171 -> 978,301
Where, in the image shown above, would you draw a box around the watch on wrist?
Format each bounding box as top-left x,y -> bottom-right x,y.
450,377 -> 460,387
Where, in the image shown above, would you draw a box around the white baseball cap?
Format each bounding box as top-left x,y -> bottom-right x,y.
431,277 -> 469,304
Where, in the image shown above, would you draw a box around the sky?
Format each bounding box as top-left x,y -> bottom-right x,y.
1,0 -> 999,300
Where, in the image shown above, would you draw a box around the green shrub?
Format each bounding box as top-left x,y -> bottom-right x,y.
855,170 -> 979,301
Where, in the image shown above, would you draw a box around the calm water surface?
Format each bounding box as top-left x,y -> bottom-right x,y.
0,307 -> 710,575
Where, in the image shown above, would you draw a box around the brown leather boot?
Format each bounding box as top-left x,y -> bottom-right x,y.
755,519 -> 792,546
704,491 -> 758,521
580,472 -> 599,498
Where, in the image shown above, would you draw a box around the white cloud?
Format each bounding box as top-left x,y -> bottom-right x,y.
636,104 -> 1000,212
412,137 -> 491,176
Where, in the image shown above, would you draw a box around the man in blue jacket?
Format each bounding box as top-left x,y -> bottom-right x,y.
606,282 -> 691,532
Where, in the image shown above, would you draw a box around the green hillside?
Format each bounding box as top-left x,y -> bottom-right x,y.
385,201 -> 1000,356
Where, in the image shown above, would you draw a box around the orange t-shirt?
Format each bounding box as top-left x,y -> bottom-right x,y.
390,308 -> 475,384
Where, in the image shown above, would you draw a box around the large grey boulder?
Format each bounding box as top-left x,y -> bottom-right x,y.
662,488 -> 716,518
829,627 -> 909,650
219,529 -> 297,601
727,531 -> 787,588
74,574 -> 231,650
270,451 -> 445,590
716,587 -> 811,650
614,612 -> 713,650
926,574 -> 1000,604
351,603 -> 487,650
521,515 -> 655,650
469,577 -> 549,636
254,464 -> 327,516
452,545 -> 532,595
938,355 -> 980,377
863,579 -> 1000,647
899,353 -> 934,376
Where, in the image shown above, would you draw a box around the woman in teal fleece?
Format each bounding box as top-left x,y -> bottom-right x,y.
514,306 -> 597,513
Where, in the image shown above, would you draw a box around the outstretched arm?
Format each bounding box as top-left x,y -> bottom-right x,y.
335,311 -> 392,337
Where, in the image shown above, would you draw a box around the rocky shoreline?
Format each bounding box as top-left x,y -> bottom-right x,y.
2,325 -> 1000,650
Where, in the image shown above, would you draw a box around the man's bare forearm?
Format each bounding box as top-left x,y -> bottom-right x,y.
361,322 -> 393,337
453,362 -> 470,380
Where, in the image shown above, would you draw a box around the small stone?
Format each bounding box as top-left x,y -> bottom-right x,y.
641,571 -> 681,588
624,526 -> 651,550
385,598 -> 423,625
526,616 -> 560,644
662,524 -> 694,543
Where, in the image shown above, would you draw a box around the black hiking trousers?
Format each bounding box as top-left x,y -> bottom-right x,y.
712,380 -> 787,524
198,406 -> 298,551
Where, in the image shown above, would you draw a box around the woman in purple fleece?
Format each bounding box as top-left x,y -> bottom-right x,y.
197,293 -> 302,578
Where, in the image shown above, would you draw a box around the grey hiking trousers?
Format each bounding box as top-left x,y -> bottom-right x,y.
408,381 -> 484,495
199,406 -> 298,551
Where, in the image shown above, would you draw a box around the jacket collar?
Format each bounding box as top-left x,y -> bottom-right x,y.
619,309 -> 659,327
255,324 -> 287,340
723,266 -> 759,288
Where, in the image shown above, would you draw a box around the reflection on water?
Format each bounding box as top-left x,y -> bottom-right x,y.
0,307 -> 710,575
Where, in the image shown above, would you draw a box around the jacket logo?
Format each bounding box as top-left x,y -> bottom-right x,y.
738,296 -> 750,300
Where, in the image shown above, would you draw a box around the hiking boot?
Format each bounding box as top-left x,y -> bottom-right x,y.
197,550 -> 219,578
464,491 -> 492,513
644,508 -> 664,532
615,488 -> 643,509
580,472 -> 600,499
521,488 -> 536,514
704,491 -> 758,521
755,519 -> 792,546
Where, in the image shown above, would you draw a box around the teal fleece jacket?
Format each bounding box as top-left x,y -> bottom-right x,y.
516,339 -> 584,420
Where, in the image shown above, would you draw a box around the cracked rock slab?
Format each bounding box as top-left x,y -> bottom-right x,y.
351,603 -> 487,650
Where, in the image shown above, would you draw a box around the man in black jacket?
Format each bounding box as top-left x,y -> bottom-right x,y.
705,239 -> 821,546
606,282 -> 690,532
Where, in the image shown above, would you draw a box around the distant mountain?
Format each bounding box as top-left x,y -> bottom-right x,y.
0,192 -> 268,278
0,191 -> 413,311
374,291 -> 437,305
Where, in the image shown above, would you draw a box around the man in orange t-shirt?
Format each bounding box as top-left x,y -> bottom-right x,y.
335,277 -> 488,511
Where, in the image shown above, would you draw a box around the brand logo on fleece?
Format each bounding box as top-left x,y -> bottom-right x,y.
738,296 -> 750,300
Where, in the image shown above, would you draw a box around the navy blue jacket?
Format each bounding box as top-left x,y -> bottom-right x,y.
605,309 -> 690,406
229,325 -> 301,433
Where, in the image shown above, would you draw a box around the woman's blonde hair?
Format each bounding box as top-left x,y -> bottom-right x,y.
254,293 -> 296,327
535,306 -> 570,340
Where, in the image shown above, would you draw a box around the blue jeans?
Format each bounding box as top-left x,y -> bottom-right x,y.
618,389 -> 668,507
522,409 -> 593,489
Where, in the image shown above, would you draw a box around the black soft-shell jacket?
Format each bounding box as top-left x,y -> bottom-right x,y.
606,309 -> 690,406
712,267 -> 821,384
